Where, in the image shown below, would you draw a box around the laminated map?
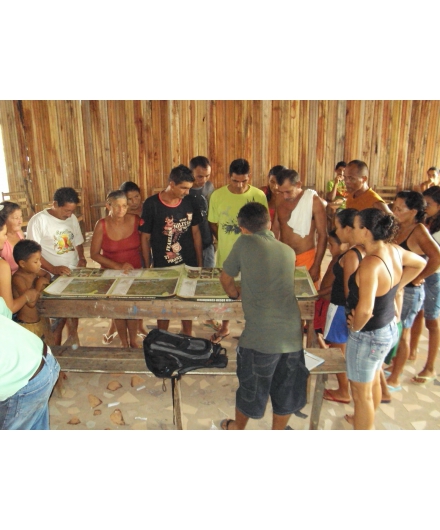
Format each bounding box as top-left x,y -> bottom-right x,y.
42,265 -> 317,300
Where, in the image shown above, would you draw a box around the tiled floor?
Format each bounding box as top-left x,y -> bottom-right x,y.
48,236 -> 440,430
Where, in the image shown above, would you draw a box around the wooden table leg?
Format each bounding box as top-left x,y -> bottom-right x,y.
173,378 -> 183,430
309,373 -> 328,430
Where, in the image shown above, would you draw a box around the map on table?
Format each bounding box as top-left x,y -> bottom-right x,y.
43,267 -> 181,298
176,266 -> 240,301
42,265 -> 317,300
294,266 -> 318,299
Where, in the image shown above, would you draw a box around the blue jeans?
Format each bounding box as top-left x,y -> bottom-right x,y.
202,244 -> 215,268
0,351 -> 60,430
401,285 -> 425,328
346,321 -> 398,383
423,272 -> 440,320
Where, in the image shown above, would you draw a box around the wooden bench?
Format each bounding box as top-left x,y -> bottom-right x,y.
50,345 -> 345,430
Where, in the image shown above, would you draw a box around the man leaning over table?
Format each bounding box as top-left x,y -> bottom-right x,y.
218,202 -> 307,430
26,187 -> 86,346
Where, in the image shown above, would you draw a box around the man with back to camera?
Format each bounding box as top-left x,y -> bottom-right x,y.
272,168 -> 327,285
140,164 -> 203,336
219,202 -> 308,430
207,158 -> 268,343
26,187 -> 86,345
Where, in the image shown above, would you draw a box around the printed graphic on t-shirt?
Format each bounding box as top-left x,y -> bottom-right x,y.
163,213 -> 193,264
54,230 -> 75,254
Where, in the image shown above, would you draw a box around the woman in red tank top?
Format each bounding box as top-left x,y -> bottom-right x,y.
90,191 -> 143,348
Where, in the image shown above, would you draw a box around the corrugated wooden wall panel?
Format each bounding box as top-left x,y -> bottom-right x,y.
1,100 -> 439,231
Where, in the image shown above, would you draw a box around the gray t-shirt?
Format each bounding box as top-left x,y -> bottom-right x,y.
223,229 -> 302,354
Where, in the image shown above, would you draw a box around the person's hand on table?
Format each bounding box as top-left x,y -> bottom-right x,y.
308,264 -> 321,283
52,265 -> 72,276
119,263 -> 135,271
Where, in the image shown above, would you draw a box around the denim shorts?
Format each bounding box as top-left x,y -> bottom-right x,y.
0,350 -> 60,430
236,347 -> 309,419
346,321 -> 398,383
423,272 -> 440,320
401,285 -> 425,328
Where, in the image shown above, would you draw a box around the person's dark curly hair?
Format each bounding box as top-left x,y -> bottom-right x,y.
356,208 -> 399,243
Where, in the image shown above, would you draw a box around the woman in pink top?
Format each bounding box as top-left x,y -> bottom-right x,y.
0,201 -> 25,274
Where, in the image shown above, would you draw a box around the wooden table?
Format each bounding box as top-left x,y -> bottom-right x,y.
48,344 -> 345,430
40,295 -> 332,428
39,297 -> 318,348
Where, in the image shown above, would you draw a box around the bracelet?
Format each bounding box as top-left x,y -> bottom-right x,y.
351,327 -> 360,333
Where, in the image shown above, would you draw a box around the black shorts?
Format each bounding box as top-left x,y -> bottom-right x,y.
236,347 -> 309,419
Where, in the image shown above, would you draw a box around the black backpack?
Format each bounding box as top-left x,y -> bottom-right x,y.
143,329 -> 228,379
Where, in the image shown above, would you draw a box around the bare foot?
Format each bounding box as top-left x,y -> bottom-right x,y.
344,414 -> 354,426
323,388 -> 351,403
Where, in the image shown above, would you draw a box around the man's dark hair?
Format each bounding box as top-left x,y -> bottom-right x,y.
53,187 -> 80,206
237,202 -> 270,233
119,181 -> 141,193
275,168 -> 300,187
169,164 -> 195,185
189,156 -> 210,170
268,165 -> 287,178
13,239 -> 42,264
229,158 -> 250,176
347,160 -> 369,175
335,161 -> 347,170
428,166 -> 439,173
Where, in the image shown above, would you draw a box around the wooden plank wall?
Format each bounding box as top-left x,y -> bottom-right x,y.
1,100 -> 439,232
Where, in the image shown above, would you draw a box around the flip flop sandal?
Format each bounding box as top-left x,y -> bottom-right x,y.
220,419 -> 233,430
211,332 -> 230,344
102,332 -> 118,345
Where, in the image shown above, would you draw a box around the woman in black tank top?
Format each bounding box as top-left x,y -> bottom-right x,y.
344,209 -> 425,429
323,208 -> 365,404
386,191 -> 440,392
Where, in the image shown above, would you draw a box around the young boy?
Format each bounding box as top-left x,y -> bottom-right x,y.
314,230 -> 348,348
12,239 -> 52,342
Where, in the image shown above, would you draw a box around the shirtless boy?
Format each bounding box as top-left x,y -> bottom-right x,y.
272,168 -> 327,283
12,239 -> 51,340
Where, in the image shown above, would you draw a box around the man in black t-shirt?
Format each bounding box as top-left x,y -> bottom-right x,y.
140,165 -> 203,335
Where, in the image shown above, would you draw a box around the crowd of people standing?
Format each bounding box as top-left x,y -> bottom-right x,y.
0,157 -> 439,430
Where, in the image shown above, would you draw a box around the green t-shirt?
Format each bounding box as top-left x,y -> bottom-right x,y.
0,297 -> 44,401
222,230 -> 302,354
207,185 -> 268,267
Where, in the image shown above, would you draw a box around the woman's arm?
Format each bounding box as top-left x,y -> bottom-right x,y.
0,260 -> 38,312
342,247 -> 363,299
408,224 -> 440,284
398,245 -> 428,289
347,258 -> 379,331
